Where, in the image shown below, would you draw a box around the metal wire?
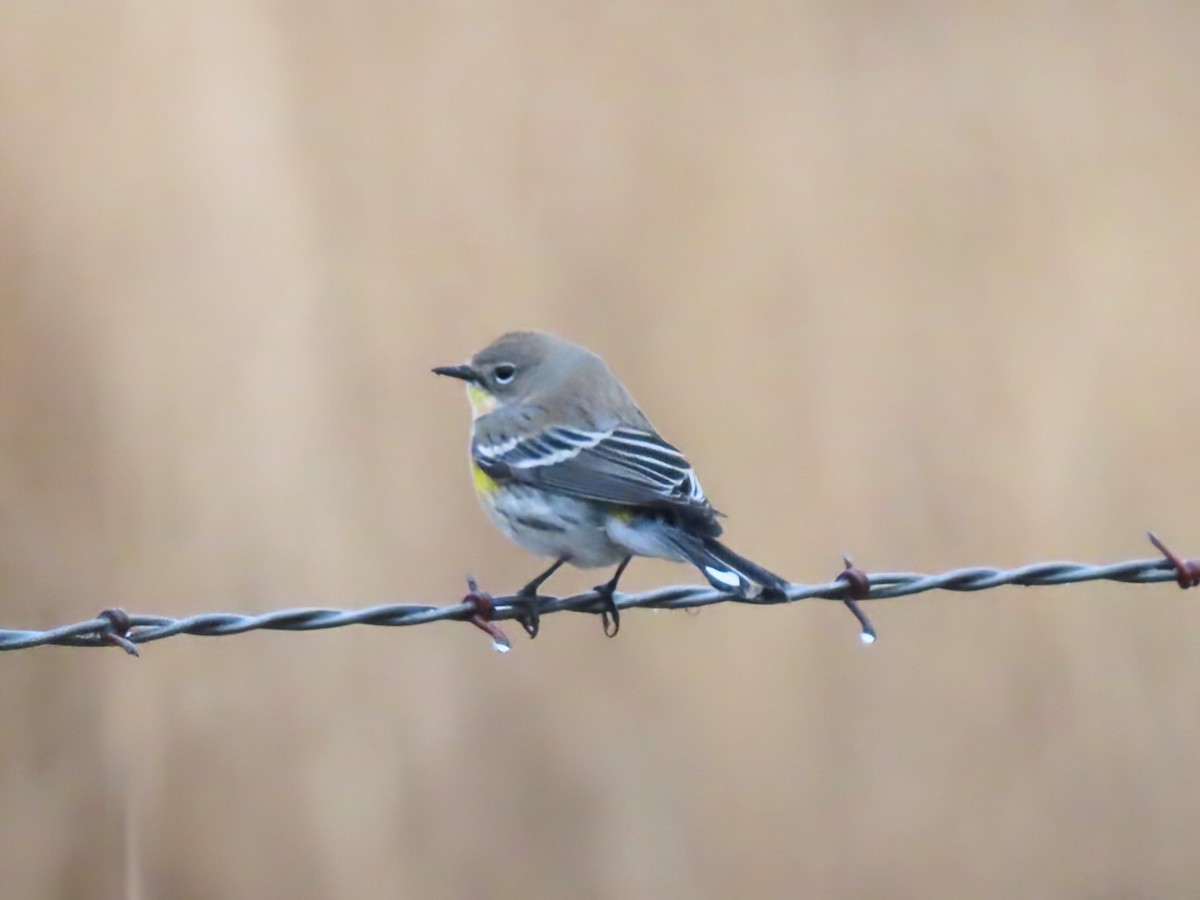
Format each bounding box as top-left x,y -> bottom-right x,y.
2,533 -> 1195,654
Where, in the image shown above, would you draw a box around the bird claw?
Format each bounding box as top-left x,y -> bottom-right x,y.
592,582 -> 621,637
511,587 -> 542,639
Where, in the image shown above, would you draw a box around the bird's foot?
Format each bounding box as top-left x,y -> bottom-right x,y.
592,580 -> 621,637
511,583 -> 543,639
592,556 -> 632,638
509,557 -> 568,639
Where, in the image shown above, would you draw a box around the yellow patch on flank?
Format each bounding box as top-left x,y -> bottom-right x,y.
610,505 -> 634,522
466,384 -> 497,419
472,463 -> 499,495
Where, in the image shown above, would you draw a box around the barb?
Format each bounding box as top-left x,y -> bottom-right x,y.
1,532 -> 1194,654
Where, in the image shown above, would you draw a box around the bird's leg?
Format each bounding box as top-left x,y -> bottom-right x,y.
513,557 -> 568,638
593,556 -> 633,638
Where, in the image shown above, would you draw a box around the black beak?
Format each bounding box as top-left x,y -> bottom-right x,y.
432,364 -> 481,384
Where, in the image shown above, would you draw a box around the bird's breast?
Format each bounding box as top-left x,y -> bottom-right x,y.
472,462 -> 500,496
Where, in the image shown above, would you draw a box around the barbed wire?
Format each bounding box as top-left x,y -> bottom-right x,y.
2,532 -> 1196,655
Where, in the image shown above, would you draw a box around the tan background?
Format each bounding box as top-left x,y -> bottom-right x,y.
3,3 -> 1199,898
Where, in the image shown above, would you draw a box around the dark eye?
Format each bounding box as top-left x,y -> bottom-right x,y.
492,364 -> 516,385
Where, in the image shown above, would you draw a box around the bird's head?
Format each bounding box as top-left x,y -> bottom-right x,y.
433,330 -> 583,418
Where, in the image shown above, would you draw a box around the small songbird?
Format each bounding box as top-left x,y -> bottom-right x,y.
434,331 -> 788,635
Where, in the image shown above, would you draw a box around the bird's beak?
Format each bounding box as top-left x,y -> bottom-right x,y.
432,364 -> 481,384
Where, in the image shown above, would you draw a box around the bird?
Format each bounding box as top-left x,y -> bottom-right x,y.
433,330 -> 788,636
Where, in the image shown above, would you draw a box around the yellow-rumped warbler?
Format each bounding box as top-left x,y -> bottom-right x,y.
434,331 -> 788,635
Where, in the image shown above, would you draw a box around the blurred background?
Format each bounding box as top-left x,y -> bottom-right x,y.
2,2 -> 1199,897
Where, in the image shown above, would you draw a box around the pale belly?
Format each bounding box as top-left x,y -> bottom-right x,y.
480,483 -> 629,569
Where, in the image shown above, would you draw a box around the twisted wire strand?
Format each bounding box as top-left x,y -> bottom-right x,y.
1,535 -> 1193,654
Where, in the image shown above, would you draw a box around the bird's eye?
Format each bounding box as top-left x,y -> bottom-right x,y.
493,364 -> 517,385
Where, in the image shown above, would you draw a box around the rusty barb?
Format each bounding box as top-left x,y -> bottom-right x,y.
0,532 -> 1195,655
1147,532 -> 1200,590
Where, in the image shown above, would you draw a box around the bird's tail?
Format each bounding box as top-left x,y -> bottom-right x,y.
668,533 -> 789,599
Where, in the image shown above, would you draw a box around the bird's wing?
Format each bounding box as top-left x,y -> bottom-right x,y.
472,424 -> 716,518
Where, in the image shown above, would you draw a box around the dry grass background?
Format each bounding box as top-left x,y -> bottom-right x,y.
2,3 -> 1199,898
